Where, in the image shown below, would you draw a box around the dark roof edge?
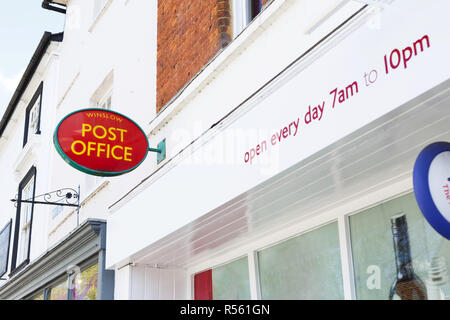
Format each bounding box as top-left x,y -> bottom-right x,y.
42,0 -> 67,14
0,31 -> 63,138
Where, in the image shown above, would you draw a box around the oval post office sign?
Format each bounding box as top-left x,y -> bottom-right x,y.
413,141 -> 450,240
54,108 -> 149,176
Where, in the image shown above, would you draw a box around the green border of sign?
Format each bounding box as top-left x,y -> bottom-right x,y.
53,108 -> 149,177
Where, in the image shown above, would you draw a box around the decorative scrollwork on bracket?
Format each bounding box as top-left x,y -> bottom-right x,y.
42,188 -> 79,206
11,187 -> 80,208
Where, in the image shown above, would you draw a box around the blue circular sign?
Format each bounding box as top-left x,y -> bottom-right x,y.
413,141 -> 450,240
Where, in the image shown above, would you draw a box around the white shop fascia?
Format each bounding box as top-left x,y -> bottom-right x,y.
106,0 -> 450,273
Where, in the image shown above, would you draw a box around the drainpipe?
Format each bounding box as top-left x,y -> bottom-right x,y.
42,0 -> 66,14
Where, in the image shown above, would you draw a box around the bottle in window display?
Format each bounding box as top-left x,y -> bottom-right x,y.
389,213 -> 427,300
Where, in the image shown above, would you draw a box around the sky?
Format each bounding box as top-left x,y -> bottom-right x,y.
0,1 -> 65,115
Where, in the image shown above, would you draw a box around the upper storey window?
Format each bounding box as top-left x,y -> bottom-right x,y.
156,0 -> 269,112
23,82 -> 43,147
97,90 -> 112,110
232,0 -> 262,37
91,71 -> 113,110
11,166 -> 36,273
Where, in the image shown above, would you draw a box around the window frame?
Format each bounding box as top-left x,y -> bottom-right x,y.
188,182 -> 414,300
90,70 -> 113,110
257,220 -> 344,300
28,290 -> 45,300
69,257 -> 99,300
194,255 -> 252,300
97,88 -> 113,110
346,191 -> 441,300
23,82 -> 43,147
0,219 -> 12,278
85,73 -> 114,195
10,166 -> 37,274
232,0 -> 262,38
90,0 -> 112,32
46,274 -> 71,300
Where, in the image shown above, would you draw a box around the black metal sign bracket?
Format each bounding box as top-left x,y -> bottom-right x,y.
11,186 -> 81,226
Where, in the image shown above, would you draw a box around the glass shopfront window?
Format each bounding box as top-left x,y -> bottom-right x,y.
191,193 -> 450,300
71,263 -> 98,300
16,177 -> 34,266
25,260 -> 101,300
349,192 -> 450,300
49,279 -> 68,300
257,222 -> 344,299
31,292 -> 44,300
194,257 -> 251,300
212,257 -> 250,300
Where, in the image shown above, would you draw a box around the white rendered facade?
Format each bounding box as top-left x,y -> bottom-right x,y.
0,0 -> 449,300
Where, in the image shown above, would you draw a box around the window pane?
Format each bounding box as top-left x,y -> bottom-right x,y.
50,279 -> 68,300
212,257 -> 251,300
232,0 -> 262,37
349,193 -> 450,300
97,92 -> 112,110
250,0 -> 262,19
72,263 -> 98,300
31,293 -> 44,300
17,177 -> 34,266
0,221 -> 11,276
106,95 -> 112,109
28,97 -> 40,135
258,222 -> 344,299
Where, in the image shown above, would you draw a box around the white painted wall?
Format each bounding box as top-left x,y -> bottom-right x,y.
2,0 -> 447,301
113,263 -> 187,300
113,264 -> 131,300
45,0 -> 366,299
106,0 -> 406,267
128,265 -> 187,300
0,43 -> 61,283
47,0 -> 159,247
0,0 -> 159,294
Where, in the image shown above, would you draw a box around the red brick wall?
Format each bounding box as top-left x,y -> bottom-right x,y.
157,0 -> 232,112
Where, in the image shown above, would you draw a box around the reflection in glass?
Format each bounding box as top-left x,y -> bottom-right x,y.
28,97 -> 41,135
427,256 -> 450,300
72,263 -> 98,300
49,279 -> 68,300
349,193 -> 450,300
258,222 -> 344,299
212,257 -> 250,300
32,293 -> 44,300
